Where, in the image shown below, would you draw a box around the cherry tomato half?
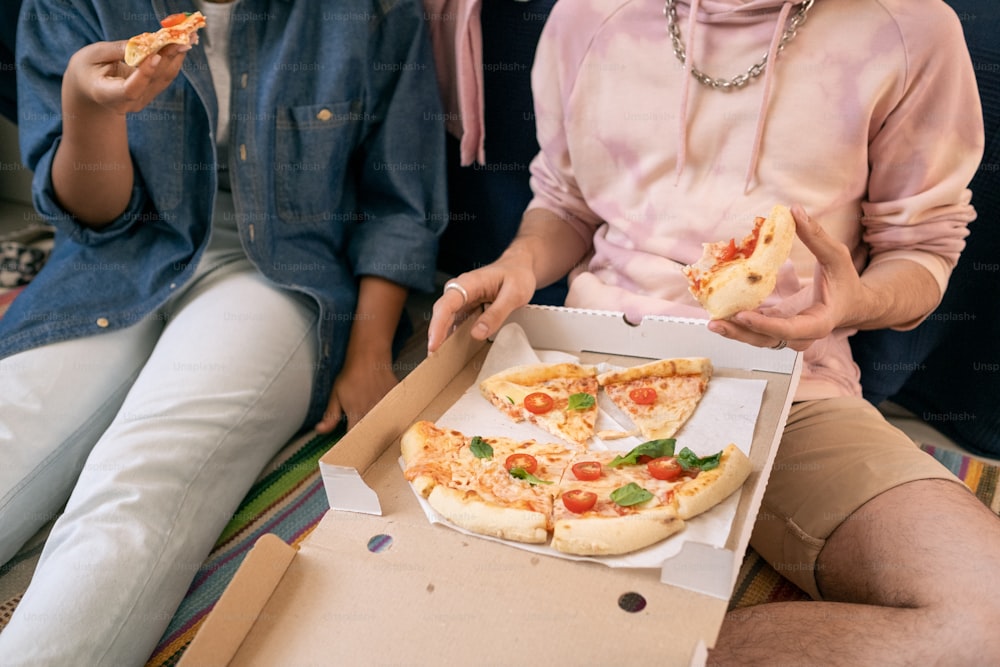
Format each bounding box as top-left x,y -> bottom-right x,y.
628,387 -> 657,405
160,12 -> 191,28
561,489 -> 598,514
571,461 -> 603,481
647,456 -> 683,481
719,238 -> 739,262
523,392 -> 554,415
504,453 -> 539,475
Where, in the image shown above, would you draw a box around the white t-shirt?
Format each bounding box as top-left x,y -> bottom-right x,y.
193,0 -> 240,236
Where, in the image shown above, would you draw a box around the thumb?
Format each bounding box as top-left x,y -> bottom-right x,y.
791,204 -> 850,269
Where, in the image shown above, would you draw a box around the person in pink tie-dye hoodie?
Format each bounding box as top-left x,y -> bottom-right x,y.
429,0 -> 1000,662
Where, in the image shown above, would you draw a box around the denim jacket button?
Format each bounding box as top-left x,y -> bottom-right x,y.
96,317 -> 110,328
316,108 -> 333,122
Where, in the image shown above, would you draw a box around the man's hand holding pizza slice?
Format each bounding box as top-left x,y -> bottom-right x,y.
705,204 -> 942,355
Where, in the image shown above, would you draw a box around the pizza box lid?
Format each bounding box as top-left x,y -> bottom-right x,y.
179,305 -> 801,667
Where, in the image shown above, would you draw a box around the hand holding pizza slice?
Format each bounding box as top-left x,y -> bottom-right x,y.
124,11 -> 207,67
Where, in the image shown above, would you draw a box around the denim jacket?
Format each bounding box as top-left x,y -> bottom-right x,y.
7,0 -> 447,424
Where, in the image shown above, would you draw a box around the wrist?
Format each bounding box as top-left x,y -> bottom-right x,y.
841,283 -> 884,330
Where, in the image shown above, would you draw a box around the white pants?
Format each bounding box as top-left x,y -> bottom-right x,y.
0,229 -> 319,666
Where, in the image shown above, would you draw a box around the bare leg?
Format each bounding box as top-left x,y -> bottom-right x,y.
710,479 -> 1000,665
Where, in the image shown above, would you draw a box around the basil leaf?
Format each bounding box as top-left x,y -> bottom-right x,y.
567,392 -> 596,411
470,436 -> 493,459
509,467 -> 554,485
607,438 -> 676,467
505,395 -> 515,404
610,482 -> 654,506
677,447 -> 722,472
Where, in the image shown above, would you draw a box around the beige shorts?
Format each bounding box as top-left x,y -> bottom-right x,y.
750,396 -> 960,600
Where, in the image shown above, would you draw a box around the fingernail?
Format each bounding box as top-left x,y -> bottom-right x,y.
473,322 -> 490,338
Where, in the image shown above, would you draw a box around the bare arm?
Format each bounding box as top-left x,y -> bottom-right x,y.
427,206 -> 590,353
52,41 -> 189,227
316,276 -> 409,432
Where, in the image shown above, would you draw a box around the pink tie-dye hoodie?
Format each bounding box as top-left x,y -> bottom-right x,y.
525,0 -> 983,400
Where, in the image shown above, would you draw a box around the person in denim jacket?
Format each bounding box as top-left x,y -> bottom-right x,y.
0,0 -> 445,663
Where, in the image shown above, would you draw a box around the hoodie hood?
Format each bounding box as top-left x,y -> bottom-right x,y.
673,0 -> 806,191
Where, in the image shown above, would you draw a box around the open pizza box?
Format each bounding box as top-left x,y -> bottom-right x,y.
178,305 -> 802,667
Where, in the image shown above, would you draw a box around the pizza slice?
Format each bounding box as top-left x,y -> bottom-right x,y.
124,11 -> 207,67
682,204 -> 795,320
401,420 -> 578,544
597,357 -> 712,441
552,449 -> 684,556
479,362 -> 599,446
551,439 -> 752,555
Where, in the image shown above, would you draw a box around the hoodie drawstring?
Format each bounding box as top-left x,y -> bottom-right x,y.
673,0 -> 797,192
744,1 -> 794,192
674,0 -> 701,185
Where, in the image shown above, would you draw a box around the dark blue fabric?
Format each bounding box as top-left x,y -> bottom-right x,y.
437,0 -> 566,306
850,1 -> 1000,457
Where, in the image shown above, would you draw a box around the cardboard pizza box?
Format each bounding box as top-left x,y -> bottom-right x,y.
178,305 -> 801,667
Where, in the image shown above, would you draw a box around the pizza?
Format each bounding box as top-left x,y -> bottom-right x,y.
401,420 -> 581,543
597,357 -> 712,441
124,11 -> 207,67
479,362 -> 599,446
682,204 -> 795,320
401,420 -> 752,556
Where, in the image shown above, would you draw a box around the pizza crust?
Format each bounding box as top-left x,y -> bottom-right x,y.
427,485 -> 550,544
552,506 -> 684,556
596,357 -> 712,386
674,444 -> 752,520
482,362 -> 597,386
683,204 -> 795,320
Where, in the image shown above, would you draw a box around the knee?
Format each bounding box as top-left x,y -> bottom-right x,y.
925,576 -> 1000,661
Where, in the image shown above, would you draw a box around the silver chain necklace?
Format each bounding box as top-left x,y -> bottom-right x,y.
664,0 -> 815,91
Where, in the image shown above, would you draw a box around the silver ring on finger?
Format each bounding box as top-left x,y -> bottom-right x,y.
443,281 -> 469,307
